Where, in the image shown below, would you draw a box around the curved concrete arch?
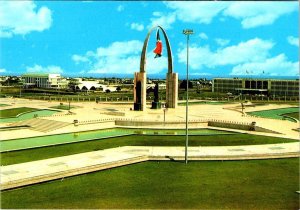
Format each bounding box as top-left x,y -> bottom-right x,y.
140,25 -> 173,73
134,26 -> 178,111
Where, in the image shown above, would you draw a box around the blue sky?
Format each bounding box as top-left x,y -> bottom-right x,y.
0,1 -> 299,78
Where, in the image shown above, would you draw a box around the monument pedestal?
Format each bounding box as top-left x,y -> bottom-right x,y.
133,72 -> 146,111
151,101 -> 161,109
134,103 -> 142,111
166,72 -> 178,108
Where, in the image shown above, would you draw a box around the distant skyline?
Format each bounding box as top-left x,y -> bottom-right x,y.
0,1 -> 299,78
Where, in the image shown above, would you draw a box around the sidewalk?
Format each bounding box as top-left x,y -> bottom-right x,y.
1,142 -> 299,190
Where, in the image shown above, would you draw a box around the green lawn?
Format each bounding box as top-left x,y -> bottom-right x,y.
1,134 -> 296,165
283,112 -> 299,120
0,109 -> 59,123
1,128 -> 232,152
178,101 -> 232,105
50,105 -> 79,110
0,107 -> 38,118
247,107 -> 299,122
1,159 -> 298,209
0,104 -> 10,107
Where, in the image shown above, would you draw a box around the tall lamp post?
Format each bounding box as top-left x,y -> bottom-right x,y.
183,29 -> 193,164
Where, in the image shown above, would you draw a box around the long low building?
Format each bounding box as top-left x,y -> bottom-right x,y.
22,73 -> 68,89
74,79 -> 117,92
212,78 -> 299,96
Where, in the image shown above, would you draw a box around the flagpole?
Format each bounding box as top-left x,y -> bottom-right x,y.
183,29 -> 193,164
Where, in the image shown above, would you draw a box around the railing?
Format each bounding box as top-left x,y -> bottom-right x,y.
38,112 -> 76,118
76,118 -> 115,125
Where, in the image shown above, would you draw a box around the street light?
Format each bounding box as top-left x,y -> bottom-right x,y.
183,29 -> 194,164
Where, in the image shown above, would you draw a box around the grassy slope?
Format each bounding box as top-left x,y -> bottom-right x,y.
247,107 -> 299,120
1,159 -> 298,209
50,105 -> 79,110
0,107 -> 38,118
283,112 -> 299,120
1,134 -> 296,165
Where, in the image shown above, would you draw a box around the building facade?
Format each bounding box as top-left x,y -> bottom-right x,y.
22,73 -> 67,89
212,78 -> 299,96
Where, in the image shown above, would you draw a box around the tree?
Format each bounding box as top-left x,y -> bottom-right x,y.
116,86 -> 121,92
105,89 -> 111,93
179,80 -> 193,90
68,79 -> 80,92
2,76 -> 21,86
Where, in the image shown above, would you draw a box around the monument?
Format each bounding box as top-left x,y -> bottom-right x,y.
151,83 -> 161,109
134,25 -> 178,111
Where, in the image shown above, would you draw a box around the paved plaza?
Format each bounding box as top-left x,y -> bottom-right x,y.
0,98 -> 299,190
1,98 -> 299,140
1,142 -> 299,190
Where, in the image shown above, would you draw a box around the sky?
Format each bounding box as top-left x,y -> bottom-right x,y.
0,1 -> 299,79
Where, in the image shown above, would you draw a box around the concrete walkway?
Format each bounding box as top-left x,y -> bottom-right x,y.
1,142 -> 299,190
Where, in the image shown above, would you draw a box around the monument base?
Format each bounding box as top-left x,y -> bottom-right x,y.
151,101 -> 161,109
134,103 -> 142,111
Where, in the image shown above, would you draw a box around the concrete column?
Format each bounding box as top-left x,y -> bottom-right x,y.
133,72 -> 147,111
166,72 -> 178,108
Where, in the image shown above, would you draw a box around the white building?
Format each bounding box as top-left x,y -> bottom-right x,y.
22,73 -> 66,89
147,83 -> 166,90
74,79 -> 117,92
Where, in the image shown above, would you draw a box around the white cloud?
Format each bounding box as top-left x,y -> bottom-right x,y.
165,2 -> 228,24
230,54 -> 299,76
149,2 -> 297,30
130,23 -> 144,31
287,36 -> 299,47
190,72 -> 212,76
146,53 -> 168,74
26,65 -> 63,73
0,31 -> 13,38
178,45 -> 214,70
215,38 -> 274,65
223,2 -> 298,28
215,38 -> 230,46
177,38 -> 274,70
72,54 -> 90,64
148,12 -> 176,29
117,5 -> 124,12
73,40 -> 169,75
0,68 -> 7,73
95,40 -> 142,57
178,38 -> 298,76
199,33 -> 208,40
0,1 -> 52,38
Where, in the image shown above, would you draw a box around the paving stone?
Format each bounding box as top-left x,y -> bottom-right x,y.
48,162 -> 66,167
269,147 -> 284,150
2,170 -> 19,175
89,155 -> 104,159
228,149 -> 245,152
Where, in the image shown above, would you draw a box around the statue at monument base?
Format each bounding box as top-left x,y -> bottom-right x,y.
151,101 -> 161,109
134,103 -> 142,111
151,83 -> 161,109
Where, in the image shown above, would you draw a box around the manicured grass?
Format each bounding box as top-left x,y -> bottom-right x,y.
50,105 -> 79,110
283,112 -> 299,120
247,107 -> 299,122
1,128 -> 232,152
0,104 -> 10,107
0,109 -> 59,123
1,134 -> 296,165
0,107 -> 38,118
178,101 -> 232,105
1,158 -> 298,209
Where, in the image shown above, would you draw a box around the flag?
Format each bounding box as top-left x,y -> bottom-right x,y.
153,29 -> 162,58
